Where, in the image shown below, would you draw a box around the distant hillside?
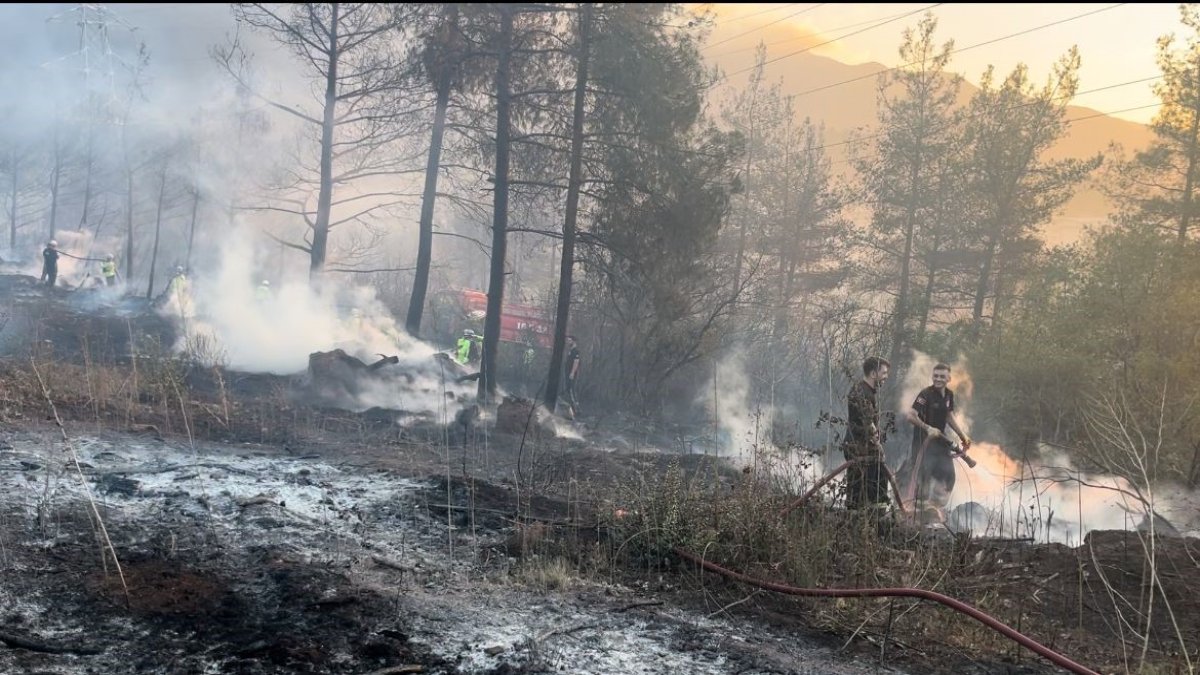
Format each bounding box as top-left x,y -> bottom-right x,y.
702,21 -> 1155,245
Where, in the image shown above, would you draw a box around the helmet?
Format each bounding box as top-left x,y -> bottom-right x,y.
105,254 -> 114,261
351,308 -> 361,317
175,266 -> 184,274
463,329 -> 476,337
48,240 -> 58,248
261,280 -> 270,286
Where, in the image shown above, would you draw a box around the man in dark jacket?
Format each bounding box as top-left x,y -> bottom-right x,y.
901,362 -> 972,510
842,356 -> 890,512
40,240 -> 59,287
563,335 -> 581,419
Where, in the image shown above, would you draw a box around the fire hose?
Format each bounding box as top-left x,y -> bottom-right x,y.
674,546 -> 1099,675
677,452 -> 1101,675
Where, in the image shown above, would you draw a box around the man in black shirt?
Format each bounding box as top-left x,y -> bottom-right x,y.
901,362 -> 972,509
40,240 -> 59,288
842,356 -> 891,511
563,335 -> 581,419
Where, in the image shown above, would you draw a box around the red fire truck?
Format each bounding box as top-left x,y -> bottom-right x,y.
452,289 -> 553,348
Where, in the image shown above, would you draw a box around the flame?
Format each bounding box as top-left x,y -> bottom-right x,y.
899,351 -> 1194,544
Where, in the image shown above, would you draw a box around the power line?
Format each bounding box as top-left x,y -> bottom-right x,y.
787,3 -> 1127,100
703,4 -> 826,51
708,6 -> 934,59
824,100 -> 1162,168
707,3 -> 943,89
702,3 -> 805,28
1065,102 -> 1161,124
743,75 -> 1164,169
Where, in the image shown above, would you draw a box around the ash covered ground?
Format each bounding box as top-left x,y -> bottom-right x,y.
0,272 -> 1196,675
0,429 -> 897,675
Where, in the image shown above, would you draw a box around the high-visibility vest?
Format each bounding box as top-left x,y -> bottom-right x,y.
101,261 -> 117,278
256,285 -> 271,302
456,338 -> 472,364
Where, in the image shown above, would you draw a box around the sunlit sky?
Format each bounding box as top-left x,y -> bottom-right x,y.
699,3 -> 1185,124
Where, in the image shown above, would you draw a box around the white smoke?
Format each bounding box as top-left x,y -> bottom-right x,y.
898,350 -> 1199,543
694,353 -> 828,489
161,226 -> 474,417
697,352 -> 773,460
946,442 -> 1200,544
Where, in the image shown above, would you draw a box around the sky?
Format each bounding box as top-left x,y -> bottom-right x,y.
699,2 -> 1185,124
0,3 -> 1181,128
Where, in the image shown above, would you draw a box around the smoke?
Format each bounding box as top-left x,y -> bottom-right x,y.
163,226 -> 473,417
900,350 -> 1199,543
697,352 -> 774,460
10,229 -> 114,289
693,352 -> 829,488
946,442 -> 1200,543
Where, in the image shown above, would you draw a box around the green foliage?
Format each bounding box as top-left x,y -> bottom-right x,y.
968,224 -> 1200,483
1105,5 -> 1200,241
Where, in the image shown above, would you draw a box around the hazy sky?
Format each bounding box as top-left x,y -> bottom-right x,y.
0,3 -> 1180,127
700,2 -> 1184,124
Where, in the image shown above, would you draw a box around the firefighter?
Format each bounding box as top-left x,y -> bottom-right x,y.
255,279 -> 272,303
563,335 -> 582,419
842,356 -> 891,516
101,254 -> 120,287
456,329 -> 476,366
40,240 -> 59,287
159,265 -> 193,316
901,362 -> 973,512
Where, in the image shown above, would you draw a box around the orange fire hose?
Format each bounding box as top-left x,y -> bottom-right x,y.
674,546 -> 1100,675
682,454 -> 1101,675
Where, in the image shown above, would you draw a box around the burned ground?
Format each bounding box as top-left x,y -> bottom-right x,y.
0,430 -> 901,675
0,276 -> 1197,674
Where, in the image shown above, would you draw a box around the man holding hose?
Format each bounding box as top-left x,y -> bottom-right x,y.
904,362 -> 972,510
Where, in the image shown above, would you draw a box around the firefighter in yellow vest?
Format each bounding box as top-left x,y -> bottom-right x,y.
456,329 -> 475,365
101,254 -> 119,287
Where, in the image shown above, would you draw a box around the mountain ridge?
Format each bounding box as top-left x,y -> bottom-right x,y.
703,25 -> 1155,244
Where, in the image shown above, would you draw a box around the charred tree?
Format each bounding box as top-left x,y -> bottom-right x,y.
145,162 -> 168,299
479,5 -> 514,403
407,4 -> 460,337
544,2 -> 592,413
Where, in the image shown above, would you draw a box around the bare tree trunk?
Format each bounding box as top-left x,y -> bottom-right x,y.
916,244 -> 940,343
48,129 -> 64,241
310,2 -> 340,279
145,166 -> 167,299
186,188 -> 200,269
124,168 -> 134,280
971,233 -> 998,340
1188,440 -> 1200,489
479,5 -> 514,403
732,86 -> 757,293
8,157 -> 18,249
544,2 -> 592,412
76,126 -> 94,232
406,5 -> 458,337
1179,60 -> 1200,242
890,158 -> 922,366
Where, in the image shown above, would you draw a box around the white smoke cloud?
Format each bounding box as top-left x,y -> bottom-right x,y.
898,350 -> 1200,543
161,225 -> 474,417
694,352 -> 828,489
947,442 -> 1200,543
696,352 -> 772,460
